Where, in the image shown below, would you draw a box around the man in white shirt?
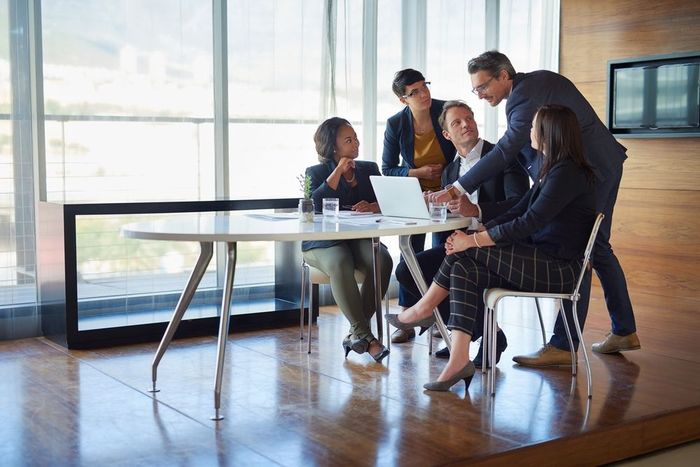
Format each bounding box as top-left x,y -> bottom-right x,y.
392,100 -> 529,364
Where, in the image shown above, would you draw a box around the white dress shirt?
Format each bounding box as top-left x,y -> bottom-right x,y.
454,139 -> 483,230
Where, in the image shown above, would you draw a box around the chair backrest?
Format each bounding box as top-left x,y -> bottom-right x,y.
571,212 -> 605,299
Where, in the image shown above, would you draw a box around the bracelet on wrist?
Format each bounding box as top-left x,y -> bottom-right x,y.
472,233 -> 481,248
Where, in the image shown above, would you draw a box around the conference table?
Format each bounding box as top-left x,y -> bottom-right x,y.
122,211 -> 470,420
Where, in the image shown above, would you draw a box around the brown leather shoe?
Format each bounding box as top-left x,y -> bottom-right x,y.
592,331 -> 641,354
512,344 -> 573,367
391,328 -> 415,343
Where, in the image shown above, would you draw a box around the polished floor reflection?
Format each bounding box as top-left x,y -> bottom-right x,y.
1,292 -> 699,466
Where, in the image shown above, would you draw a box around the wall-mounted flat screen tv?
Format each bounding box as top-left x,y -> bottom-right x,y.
607,52 -> 700,138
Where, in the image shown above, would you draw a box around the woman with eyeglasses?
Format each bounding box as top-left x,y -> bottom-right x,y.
381,69 -> 456,344
302,117 -> 392,362
387,105 -> 597,391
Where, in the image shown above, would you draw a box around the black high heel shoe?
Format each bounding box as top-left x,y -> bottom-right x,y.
423,361 -> 475,392
350,337 -> 370,355
386,313 -> 435,331
418,326 -> 431,336
342,335 -> 354,358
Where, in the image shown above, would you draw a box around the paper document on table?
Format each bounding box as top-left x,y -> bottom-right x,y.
338,215 -> 382,226
339,215 -> 418,226
337,211 -> 377,218
246,213 -> 299,221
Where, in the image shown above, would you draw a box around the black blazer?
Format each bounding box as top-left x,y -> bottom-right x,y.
302,159 -> 380,251
381,99 -> 455,176
433,140 -> 529,244
486,159 -> 596,261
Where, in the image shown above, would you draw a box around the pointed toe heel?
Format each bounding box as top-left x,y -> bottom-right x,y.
423,362 -> 475,392
386,313 -> 436,331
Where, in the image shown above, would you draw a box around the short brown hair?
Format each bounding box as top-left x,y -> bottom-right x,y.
438,100 -> 473,131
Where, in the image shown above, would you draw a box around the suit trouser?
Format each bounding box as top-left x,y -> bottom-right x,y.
302,239 -> 393,342
397,233 -> 449,309
395,246 -> 452,325
550,166 -> 636,351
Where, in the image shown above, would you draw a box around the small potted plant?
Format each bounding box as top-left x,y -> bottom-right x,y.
297,174 -> 315,222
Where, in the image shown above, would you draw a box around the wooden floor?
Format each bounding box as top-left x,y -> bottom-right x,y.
1,288 -> 699,466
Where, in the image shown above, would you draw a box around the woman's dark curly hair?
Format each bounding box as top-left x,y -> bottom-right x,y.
314,117 -> 352,163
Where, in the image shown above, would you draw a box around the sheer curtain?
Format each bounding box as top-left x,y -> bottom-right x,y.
0,0 -> 561,340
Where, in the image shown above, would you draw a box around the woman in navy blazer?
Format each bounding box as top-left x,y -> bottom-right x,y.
302,117 -> 392,362
381,69 -> 455,331
387,105 -> 596,391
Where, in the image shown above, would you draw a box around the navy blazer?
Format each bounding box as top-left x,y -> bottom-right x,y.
441,140 -> 529,222
486,160 -> 596,261
381,99 -> 455,176
455,70 -> 627,198
302,159 -> 380,251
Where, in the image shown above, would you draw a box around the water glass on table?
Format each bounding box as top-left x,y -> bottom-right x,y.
429,201 -> 447,222
323,198 -> 340,219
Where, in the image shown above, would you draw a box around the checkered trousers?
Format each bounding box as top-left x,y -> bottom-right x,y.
433,243 -> 582,336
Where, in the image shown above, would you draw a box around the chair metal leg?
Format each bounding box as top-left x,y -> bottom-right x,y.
534,298 -> 547,346
300,261 -> 308,340
307,279 -> 313,354
571,301 -> 593,398
482,294 -> 490,375
489,300 -> 499,396
557,299 -> 577,375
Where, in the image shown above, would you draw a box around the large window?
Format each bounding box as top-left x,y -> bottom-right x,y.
0,0 -> 560,340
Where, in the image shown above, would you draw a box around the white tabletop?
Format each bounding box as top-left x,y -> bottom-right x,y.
121,212 -> 471,242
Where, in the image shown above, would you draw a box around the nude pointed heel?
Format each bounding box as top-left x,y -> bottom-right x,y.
423,361 -> 475,392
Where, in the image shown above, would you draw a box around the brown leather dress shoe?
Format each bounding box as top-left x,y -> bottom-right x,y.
391,328 -> 415,343
592,331 -> 641,354
512,344 -> 573,367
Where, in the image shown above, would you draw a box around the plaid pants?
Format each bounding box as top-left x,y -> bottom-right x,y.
433,243 -> 582,336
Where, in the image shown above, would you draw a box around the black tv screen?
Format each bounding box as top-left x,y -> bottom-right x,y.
607,52 -> 700,137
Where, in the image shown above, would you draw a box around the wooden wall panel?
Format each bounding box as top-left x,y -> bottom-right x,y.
560,0 -> 700,303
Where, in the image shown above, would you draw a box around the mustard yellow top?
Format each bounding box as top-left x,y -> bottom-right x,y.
413,129 -> 444,192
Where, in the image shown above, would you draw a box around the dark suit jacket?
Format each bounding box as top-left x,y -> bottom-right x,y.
381,99 -> 455,176
433,139 -> 529,244
455,70 -> 627,200
302,159 -> 380,251
441,140 -> 529,222
486,159 -> 596,261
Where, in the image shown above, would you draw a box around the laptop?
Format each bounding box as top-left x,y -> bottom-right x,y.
369,175 -> 431,220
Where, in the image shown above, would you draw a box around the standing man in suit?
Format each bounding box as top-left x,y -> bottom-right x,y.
433,51 -> 640,365
393,100 -> 529,362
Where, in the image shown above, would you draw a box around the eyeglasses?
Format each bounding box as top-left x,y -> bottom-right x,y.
471,76 -> 495,95
402,82 -> 431,99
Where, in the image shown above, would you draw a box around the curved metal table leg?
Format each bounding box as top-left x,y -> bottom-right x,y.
372,237 -> 384,343
211,241 -> 237,421
150,242 -> 213,393
398,235 -> 451,351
